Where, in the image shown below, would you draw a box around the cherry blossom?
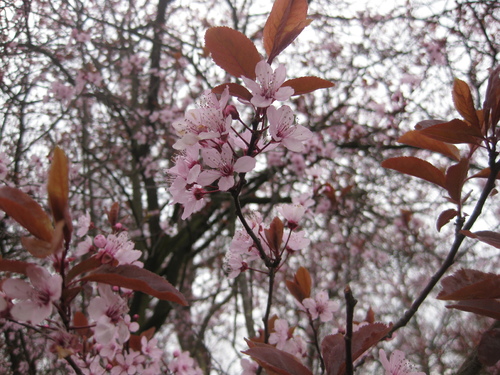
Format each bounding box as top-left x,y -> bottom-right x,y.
168,350 -> 203,375
379,349 -> 426,375
198,144 -> 256,191
241,358 -> 258,375
88,284 -> 139,345
277,203 -> 306,230
76,212 -> 91,237
301,291 -> 338,322
94,232 -> 142,266
169,177 -> 209,219
2,265 -> 62,325
267,105 -> 312,152
242,60 -> 294,107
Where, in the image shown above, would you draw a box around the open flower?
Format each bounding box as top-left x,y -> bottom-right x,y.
242,60 -> 294,107
379,349 -> 426,375
2,265 -> 62,325
302,291 -> 338,322
198,143 -> 256,191
267,105 -> 312,152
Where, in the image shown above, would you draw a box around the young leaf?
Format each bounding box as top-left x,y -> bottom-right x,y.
48,146 -> 69,223
264,217 -> 284,254
286,266 -> 312,302
21,237 -> 54,259
418,119 -> 483,144
48,147 -> 73,245
283,76 -> 334,96
381,156 -> 446,188
436,209 -> 458,232
437,269 -> 500,300
445,158 -> 469,203
0,258 -> 34,275
478,328 -> 500,367
66,255 -> 103,283
263,0 -> 311,63
322,323 -> 393,375
243,345 -> 313,375
452,78 -> 480,128
212,83 -> 253,102
0,186 -> 54,242
397,130 -> 460,161
483,66 -> 500,132
445,299 -> 500,320
460,230 -> 500,249
80,264 -> 188,306
205,27 -> 261,79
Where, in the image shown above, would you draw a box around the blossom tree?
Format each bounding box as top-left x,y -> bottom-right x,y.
0,0 -> 499,374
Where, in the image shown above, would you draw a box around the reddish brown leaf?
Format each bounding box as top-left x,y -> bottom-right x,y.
461,230 -> 500,249
107,202 -> 120,227
81,264 -> 188,306
295,266 -> 311,299
212,83 -> 252,102
452,78 -> 480,128
436,209 -> 458,232
0,259 -> 34,275
205,27 -> 261,79
365,307 -> 375,324
73,311 -> 92,337
265,217 -> 284,254
445,158 -> 469,203
0,186 -> 54,242
66,255 -> 103,283
446,299 -> 500,320
282,76 -> 334,96
243,345 -> 313,375
263,0 -> 311,63
21,237 -> 53,258
322,322 -> 393,375
397,130 -> 460,161
48,147 -> 69,223
415,119 -> 446,130
478,328 -> 500,366
483,66 -> 500,132
438,269 -> 500,300
381,157 -> 446,188
419,119 -> 483,144
62,286 -> 82,305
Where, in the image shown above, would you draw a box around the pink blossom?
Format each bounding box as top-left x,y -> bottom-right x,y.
285,230 -> 310,251
302,291 -> 338,322
379,349 -> 426,375
267,105 -> 312,152
277,203 -> 306,230
269,319 -> 290,350
168,350 -> 203,375
198,144 -> 256,191
167,146 -> 202,184
77,212 -> 91,237
241,358 -> 258,375
88,284 -> 137,345
2,265 -> 62,325
169,176 -> 208,220
111,350 -> 145,375
95,232 -> 142,266
242,60 -> 294,107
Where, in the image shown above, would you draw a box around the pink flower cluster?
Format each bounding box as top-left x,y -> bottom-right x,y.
167,60 -> 312,220
224,205 -> 310,278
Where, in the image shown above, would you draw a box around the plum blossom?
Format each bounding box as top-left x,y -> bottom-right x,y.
168,350 -> 203,375
2,265 -> 62,325
302,291 -> 338,322
267,105 -> 312,152
277,203 -> 306,230
198,144 -> 256,191
242,60 -> 294,107
269,319 -> 307,358
241,358 -> 258,375
285,230 -> 310,251
88,284 -> 139,345
172,89 -> 231,150
379,349 -> 426,375
77,212 -> 91,237
169,177 -> 209,220
94,232 -> 142,266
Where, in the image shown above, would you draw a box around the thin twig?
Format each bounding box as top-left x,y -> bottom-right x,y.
344,285 -> 357,375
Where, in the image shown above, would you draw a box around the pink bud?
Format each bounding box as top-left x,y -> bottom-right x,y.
223,104 -> 239,120
94,234 -> 107,248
